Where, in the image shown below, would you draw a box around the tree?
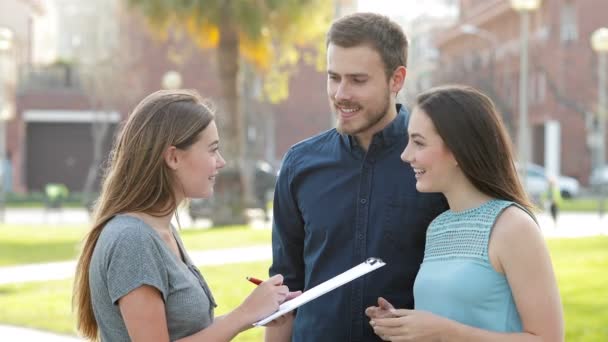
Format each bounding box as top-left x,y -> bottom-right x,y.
76,0 -> 145,211
126,0 -> 332,224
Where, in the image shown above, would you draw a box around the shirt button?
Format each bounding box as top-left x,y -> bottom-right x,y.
360,198 -> 367,204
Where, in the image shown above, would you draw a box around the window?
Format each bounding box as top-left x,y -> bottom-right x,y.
560,2 -> 578,43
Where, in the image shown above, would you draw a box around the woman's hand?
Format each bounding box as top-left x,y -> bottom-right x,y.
265,290 -> 302,327
365,297 -> 397,320
236,274 -> 289,324
370,309 -> 447,341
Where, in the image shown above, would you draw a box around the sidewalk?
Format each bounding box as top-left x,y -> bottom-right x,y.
535,211 -> 608,237
0,325 -> 82,342
0,245 -> 272,285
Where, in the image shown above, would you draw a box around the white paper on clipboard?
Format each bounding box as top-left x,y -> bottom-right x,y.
253,257 -> 386,326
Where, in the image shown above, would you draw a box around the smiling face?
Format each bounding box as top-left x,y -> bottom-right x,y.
171,121 -> 226,199
327,43 -> 403,144
401,107 -> 458,193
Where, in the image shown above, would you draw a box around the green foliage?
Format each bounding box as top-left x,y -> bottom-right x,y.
127,0 -> 333,103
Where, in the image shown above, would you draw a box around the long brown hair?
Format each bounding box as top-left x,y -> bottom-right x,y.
73,89 -> 215,340
416,85 -> 535,212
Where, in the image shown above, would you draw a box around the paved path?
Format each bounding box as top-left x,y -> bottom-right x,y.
0,325 -> 82,342
0,245 -> 272,285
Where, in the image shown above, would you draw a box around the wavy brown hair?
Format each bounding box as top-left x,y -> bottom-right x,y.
416,85 -> 535,213
72,89 -> 215,340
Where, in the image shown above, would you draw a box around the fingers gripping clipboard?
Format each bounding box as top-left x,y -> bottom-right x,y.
254,257 -> 386,326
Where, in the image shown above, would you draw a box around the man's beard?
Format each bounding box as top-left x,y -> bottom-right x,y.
335,93 -> 391,135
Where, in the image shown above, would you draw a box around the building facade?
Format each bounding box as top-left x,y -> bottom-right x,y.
435,0 -> 607,183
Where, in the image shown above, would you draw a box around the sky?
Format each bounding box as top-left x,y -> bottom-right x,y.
357,0 -> 457,20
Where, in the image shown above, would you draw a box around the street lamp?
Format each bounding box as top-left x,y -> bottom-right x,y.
591,27 -> 608,215
591,28 -> 608,171
511,0 -> 542,192
0,27 -> 14,223
161,70 -> 182,90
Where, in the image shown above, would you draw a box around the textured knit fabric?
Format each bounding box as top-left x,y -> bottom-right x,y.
89,215 -> 216,341
413,199 -> 524,332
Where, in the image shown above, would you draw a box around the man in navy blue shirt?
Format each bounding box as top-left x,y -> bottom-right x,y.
266,13 -> 448,342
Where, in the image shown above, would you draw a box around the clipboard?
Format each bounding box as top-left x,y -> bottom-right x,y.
253,257 -> 386,326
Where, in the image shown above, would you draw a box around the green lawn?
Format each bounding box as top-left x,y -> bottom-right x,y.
560,198 -> 608,212
547,237 -> 608,340
0,225 -> 85,266
0,224 -> 271,266
0,236 -> 606,341
0,261 -> 271,341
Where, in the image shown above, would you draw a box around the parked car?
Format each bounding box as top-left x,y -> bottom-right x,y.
518,163 -> 580,200
590,165 -> 608,188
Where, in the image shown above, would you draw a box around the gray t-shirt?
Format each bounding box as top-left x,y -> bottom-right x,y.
89,215 -> 216,341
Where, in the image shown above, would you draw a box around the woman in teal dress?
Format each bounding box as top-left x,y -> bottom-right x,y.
366,85 -> 564,341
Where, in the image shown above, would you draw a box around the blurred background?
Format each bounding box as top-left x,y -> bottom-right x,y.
0,0 -> 607,223
0,0 -> 606,341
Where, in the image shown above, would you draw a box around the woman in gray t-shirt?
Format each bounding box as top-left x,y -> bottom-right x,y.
73,90 -> 296,341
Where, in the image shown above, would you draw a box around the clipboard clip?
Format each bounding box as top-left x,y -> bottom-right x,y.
365,257 -> 384,266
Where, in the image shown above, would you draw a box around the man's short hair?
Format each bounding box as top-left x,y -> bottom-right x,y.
326,12 -> 408,79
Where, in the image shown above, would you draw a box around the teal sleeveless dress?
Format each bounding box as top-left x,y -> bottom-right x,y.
413,199 -> 525,332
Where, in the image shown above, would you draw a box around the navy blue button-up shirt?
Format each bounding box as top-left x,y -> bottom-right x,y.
270,105 -> 448,342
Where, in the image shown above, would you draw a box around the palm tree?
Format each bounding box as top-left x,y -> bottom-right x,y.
126,0 -> 332,224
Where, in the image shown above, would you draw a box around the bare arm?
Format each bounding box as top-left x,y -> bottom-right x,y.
119,275 -> 289,342
264,312 -> 294,342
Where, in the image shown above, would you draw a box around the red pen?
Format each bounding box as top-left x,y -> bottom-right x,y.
246,276 -> 263,285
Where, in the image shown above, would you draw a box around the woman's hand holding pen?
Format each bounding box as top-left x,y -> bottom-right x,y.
236,274 -> 288,322
235,273 -> 305,328
243,275 -> 302,327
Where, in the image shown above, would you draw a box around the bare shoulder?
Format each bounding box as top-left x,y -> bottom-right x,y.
492,205 -> 542,247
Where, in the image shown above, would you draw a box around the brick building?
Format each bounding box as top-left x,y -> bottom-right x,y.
9,1 -> 334,194
434,0 -> 607,183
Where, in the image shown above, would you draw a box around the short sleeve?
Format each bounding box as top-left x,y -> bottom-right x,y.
105,227 -> 169,304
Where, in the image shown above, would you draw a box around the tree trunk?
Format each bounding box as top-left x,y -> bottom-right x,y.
212,4 -> 254,226
82,111 -> 111,213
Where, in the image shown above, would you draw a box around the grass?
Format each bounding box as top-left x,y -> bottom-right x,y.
547,237 -> 608,340
0,261 -> 271,341
0,225 -> 86,266
0,224 -> 271,267
0,236 -> 606,340
560,198 -> 608,212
